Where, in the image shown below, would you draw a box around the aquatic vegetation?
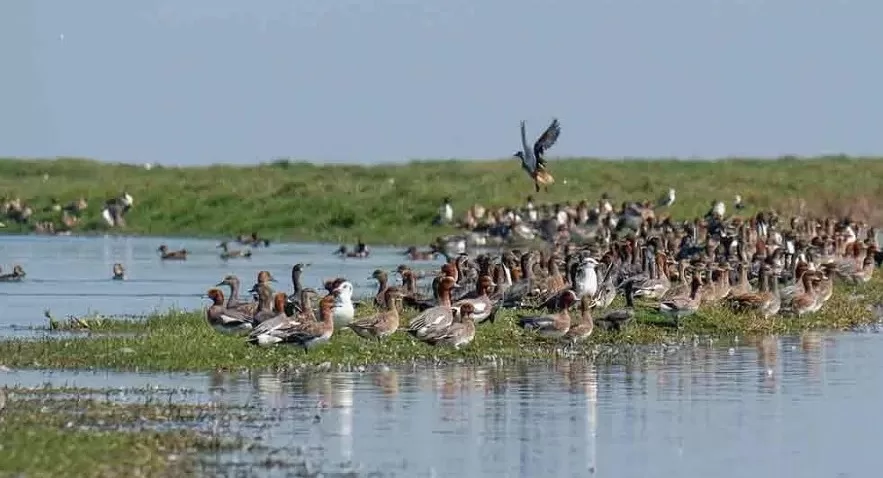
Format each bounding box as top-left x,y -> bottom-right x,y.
0,387 -> 241,477
1,276 -> 881,372
3,156 -> 883,244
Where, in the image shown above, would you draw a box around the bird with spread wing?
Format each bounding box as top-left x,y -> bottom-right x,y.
513,118 -> 561,193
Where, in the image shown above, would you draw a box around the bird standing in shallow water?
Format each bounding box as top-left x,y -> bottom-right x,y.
513,118 -> 561,193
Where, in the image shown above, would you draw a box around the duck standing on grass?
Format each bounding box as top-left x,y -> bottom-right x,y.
518,289 -> 577,339
204,288 -> 255,334
248,292 -> 337,351
419,303 -> 477,350
513,118 -> 561,193
347,288 -> 405,341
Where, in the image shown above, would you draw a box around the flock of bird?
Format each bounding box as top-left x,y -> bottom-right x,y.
197,205 -> 881,354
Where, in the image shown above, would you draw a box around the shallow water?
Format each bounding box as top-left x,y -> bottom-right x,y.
0,235 -> 447,330
3,331 -> 882,477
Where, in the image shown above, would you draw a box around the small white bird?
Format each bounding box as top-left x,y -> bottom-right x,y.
734,194 -> 745,210
657,188 -> 676,208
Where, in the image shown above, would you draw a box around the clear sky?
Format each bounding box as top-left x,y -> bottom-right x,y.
2,0 -> 882,165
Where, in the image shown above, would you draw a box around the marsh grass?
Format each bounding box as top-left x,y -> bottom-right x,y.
5,156 -> 883,245
0,387 -> 242,477
3,276 -> 882,372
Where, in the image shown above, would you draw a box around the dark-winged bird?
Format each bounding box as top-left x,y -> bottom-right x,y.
513,118 -> 561,193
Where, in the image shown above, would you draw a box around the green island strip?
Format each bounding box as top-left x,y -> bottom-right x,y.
2,156 -> 883,245
2,275 -> 881,373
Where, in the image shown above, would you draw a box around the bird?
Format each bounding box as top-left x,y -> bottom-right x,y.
513,118 -> 561,193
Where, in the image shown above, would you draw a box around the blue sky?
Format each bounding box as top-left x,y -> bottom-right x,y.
2,0 -> 882,165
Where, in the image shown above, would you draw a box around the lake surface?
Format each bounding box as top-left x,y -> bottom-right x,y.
0,235 -> 447,331
1,235 -> 881,476
3,331 -> 882,477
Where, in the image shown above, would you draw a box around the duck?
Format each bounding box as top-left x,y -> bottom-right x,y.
790,271 -> 820,317
451,275 -> 497,324
286,262 -> 309,301
631,251 -> 671,300
334,239 -> 370,259
658,270 -> 703,325
563,296 -> 595,348
248,283 -> 288,324
248,292 -> 337,350
0,265 -> 25,282
204,288 -> 255,334
592,263 -> 617,309
407,276 -> 459,340
403,245 -> 438,261
330,280 -> 356,328
111,263 -> 125,280
513,118 -> 561,193
215,275 -> 250,308
419,303 -> 477,350
347,288 -> 405,341
596,280 -> 636,332
157,245 -> 187,260
727,267 -> 780,319
517,289 -> 578,339
218,241 -> 252,260
237,232 -> 271,248
368,269 -> 391,308
572,256 -> 600,298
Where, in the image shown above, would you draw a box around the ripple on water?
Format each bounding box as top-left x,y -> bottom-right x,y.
1,332 -> 882,476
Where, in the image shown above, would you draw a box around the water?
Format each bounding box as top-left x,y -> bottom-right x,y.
2,331 -> 881,476
1,235 -> 881,476
0,235 -> 446,330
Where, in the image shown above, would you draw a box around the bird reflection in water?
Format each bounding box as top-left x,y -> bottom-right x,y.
800,331 -> 825,381
754,335 -> 780,392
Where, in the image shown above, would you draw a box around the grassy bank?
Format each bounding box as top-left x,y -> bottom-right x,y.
1,276 -> 881,372
0,387 -> 240,477
3,156 -> 883,245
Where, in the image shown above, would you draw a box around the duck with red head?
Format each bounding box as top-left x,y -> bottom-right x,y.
205,288 -> 255,334
517,289 -> 576,339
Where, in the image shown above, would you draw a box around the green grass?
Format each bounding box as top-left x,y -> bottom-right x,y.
3,155 -> 883,245
2,276 -> 882,372
0,388 -> 239,477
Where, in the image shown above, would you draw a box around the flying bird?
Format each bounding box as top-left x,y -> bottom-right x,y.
513,118 -> 561,193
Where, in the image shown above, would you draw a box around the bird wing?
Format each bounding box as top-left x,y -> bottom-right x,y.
519,120 -> 537,174
532,118 -> 561,167
218,307 -> 252,325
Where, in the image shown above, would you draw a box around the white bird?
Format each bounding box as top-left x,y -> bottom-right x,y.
657,188 -> 676,208
331,281 -> 355,328
573,257 -> 599,299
